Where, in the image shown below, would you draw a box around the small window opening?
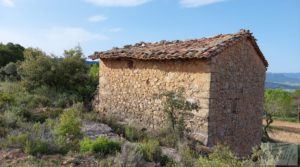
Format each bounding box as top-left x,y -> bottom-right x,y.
231,98 -> 238,114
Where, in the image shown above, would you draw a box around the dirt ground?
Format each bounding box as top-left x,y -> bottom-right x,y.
263,119 -> 300,144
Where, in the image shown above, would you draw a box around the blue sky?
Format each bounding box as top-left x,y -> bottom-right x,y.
0,0 -> 299,72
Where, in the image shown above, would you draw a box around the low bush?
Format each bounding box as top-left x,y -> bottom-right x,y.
163,161 -> 182,167
80,137 -> 121,156
92,137 -> 121,155
29,108 -> 63,123
81,111 -> 101,122
2,110 -> 23,129
24,139 -> 48,155
114,142 -> 145,167
54,108 -> 82,152
157,127 -> 178,148
0,92 -> 14,112
0,127 -> 7,137
196,144 -> 243,167
125,126 -> 141,142
137,139 -> 162,162
97,156 -> 116,167
1,120 -> 62,155
178,143 -> 198,167
2,157 -> 61,167
1,133 -> 29,149
79,137 -> 93,153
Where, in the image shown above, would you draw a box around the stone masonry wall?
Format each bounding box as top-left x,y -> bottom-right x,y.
97,59 -> 212,143
208,39 -> 266,156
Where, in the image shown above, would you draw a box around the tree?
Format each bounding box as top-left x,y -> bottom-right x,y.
17,48 -> 57,90
264,89 -> 294,117
262,111 -> 273,141
0,62 -> 19,81
17,46 -> 97,105
0,43 -> 25,67
63,45 -> 84,58
158,88 -> 198,138
292,90 -> 300,121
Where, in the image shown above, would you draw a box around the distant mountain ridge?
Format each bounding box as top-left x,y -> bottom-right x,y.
85,60 -> 98,65
266,73 -> 300,90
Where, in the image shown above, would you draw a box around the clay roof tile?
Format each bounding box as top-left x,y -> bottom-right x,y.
89,29 -> 268,67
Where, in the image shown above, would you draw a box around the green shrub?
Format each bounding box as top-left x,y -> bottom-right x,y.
80,137 -> 93,153
97,157 -> 117,167
138,139 -> 162,162
196,144 -> 243,167
114,142 -> 145,167
157,88 -> 199,145
1,133 -> 29,149
178,144 -> 198,167
81,111 -> 101,122
80,137 -> 121,156
2,157 -> 61,167
0,92 -> 14,103
104,114 -> 125,135
54,108 -> 82,152
92,137 -> 121,155
125,126 -> 140,142
0,81 -> 24,94
24,139 -> 48,155
160,155 -> 172,166
18,47 -> 97,104
0,92 -> 14,111
29,108 -> 63,123
164,161 -> 182,167
157,127 -> 178,148
48,108 -> 63,118
2,110 -> 23,128
2,121 -> 59,155
264,89 -> 294,118
0,127 -> 7,137
54,108 -> 82,139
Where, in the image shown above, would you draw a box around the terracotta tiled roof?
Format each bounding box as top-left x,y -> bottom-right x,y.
89,29 -> 268,67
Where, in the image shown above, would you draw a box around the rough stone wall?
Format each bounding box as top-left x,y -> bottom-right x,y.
208,39 -> 266,156
97,59 -> 212,143
96,38 -> 266,156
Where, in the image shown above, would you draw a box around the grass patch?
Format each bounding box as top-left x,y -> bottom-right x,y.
80,137 -> 121,156
137,139 -> 162,163
273,116 -> 299,123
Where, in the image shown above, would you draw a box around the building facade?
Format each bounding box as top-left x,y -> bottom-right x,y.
90,29 -> 268,156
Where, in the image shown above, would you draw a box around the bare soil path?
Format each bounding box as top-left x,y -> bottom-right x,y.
263,119 -> 300,144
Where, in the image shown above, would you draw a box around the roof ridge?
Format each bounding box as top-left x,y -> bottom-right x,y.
89,29 -> 268,67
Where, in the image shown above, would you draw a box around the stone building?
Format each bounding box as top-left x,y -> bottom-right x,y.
89,29 -> 268,156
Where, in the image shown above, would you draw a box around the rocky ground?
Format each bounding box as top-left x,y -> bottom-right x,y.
0,121 -> 180,167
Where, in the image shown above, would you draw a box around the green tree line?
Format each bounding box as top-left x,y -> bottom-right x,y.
0,44 -> 98,106
264,89 -> 300,121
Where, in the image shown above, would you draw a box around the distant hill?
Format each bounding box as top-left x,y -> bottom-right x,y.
85,60 -> 99,65
266,73 -> 300,90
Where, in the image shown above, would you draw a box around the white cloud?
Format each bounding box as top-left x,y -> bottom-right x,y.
0,27 -> 108,55
86,0 -> 151,7
1,0 -> 14,7
180,0 -> 224,8
88,15 -> 108,22
109,27 -> 122,32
